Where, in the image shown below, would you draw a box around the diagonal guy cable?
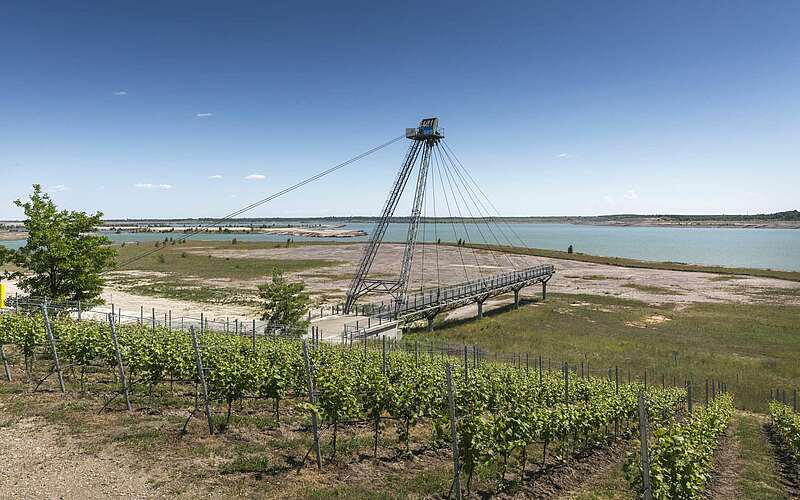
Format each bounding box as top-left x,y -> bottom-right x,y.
111,135 -> 405,272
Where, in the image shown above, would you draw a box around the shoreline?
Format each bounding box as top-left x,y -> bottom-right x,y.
97,226 -> 367,238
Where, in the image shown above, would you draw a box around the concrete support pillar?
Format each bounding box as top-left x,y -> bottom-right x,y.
477,300 -> 484,319
542,282 -> 547,300
427,316 -> 434,332
514,289 -> 520,309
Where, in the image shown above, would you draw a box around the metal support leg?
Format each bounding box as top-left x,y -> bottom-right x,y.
542,282 -> 547,300
514,289 -> 520,309
427,316 -> 434,332
477,300 -> 484,319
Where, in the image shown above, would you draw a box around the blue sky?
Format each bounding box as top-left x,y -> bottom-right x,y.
1,1 -> 798,219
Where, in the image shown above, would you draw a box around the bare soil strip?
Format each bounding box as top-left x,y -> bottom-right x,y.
705,417 -> 742,499
0,413 -> 160,499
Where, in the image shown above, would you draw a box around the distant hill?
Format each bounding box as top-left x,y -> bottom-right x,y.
603,210 -> 800,222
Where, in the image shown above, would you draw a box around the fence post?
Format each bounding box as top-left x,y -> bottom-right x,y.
252,319 -> 257,353
382,336 -> 387,376
538,355 -> 543,384
302,341 -> 323,470
687,383 -> 693,413
463,346 -> 469,383
0,344 -> 11,381
108,314 -> 132,411
77,300 -> 82,321
151,308 -> 156,332
445,365 -> 462,500
563,362 -> 569,403
190,326 -> 214,435
794,388 -> 798,413
41,303 -> 66,394
638,391 -> 652,500
614,365 -> 620,437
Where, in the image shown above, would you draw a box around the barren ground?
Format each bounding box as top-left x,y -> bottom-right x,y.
195,243 -> 800,307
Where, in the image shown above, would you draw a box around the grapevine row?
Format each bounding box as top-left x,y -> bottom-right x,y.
625,392 -> 734,499
0,311 -> 685,490
769,401 -> 800,460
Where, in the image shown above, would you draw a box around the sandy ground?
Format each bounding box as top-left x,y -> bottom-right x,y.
0,411 -> 159,499
0,231 -> 26,241
5,243 -> 799,330
195,243 -> 800,306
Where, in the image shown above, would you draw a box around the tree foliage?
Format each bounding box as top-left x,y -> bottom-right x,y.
4,184 -> 116,305
257,268 -> 310,329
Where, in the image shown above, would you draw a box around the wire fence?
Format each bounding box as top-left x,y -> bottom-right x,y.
3,293 -> 306,338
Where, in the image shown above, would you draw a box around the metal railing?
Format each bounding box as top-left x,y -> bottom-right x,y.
343,264 -> 555,336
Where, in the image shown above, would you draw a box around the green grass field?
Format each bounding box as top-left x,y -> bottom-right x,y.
113,240 -> 339,279
106,240 -> 341,304
407,292 -> 800,411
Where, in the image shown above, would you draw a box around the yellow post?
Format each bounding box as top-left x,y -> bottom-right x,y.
0,283 -> 5,309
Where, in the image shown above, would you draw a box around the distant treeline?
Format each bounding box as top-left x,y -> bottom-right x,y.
601,210 -> 800,222
43,209 -> 796,225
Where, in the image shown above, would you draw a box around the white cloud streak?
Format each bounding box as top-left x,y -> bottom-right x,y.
208,174 -> 223,179
112,91 -> 128,96
244,174 -> 266,180
196,112 -> 214,117
45,185 -> 70,193
134,183 -> 172,190
557,153 -> 573,158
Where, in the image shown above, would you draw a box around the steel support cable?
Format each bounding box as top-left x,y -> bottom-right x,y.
438,144 -> 518,270
440,141 -> 528,259
436,144 -> 514,272
112,135 -> 405,272
432,145 -> 470,281
419,152 -> 429,294
435,146 -> 485,280
431,156 -> 441,288
442,140 -> 545,267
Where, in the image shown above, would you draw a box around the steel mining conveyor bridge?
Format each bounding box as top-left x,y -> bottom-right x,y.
344,263 -> 555,336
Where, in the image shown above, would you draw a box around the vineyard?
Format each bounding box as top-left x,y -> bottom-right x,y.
0,308 -> 745,497
770,401 -> 800,461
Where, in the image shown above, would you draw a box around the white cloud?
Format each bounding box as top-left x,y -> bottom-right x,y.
45,185 -> 70,193
557,153 -> 573,158
112,91 -> 128,96
623,189 -> 639,201
208,174 -> 223,179
134,183 -> 172,190
196,112 -> 214,117
244,173 -> 266,180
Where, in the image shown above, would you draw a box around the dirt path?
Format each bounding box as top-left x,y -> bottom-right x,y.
705,417 -> 742,499
0,411 -> 160,499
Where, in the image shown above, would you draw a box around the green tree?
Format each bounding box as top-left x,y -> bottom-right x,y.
4,185 -> 116,305
257,269 -> 310,330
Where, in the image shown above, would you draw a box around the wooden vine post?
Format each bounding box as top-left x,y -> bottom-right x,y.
302,341 -> 323,470
108,313 -> 132,411
0,344 -> 11,381
445,364 -> 462,500
190,326 -> 214,435
637,391 -> 652,500
41,302 -> 66,393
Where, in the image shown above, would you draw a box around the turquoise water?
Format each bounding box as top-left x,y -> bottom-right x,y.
2,223 -> 799,271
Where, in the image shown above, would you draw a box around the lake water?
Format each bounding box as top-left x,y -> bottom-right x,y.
2,223 -> 799,271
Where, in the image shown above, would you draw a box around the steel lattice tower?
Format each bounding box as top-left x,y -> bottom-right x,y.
343,118 -> 443,314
